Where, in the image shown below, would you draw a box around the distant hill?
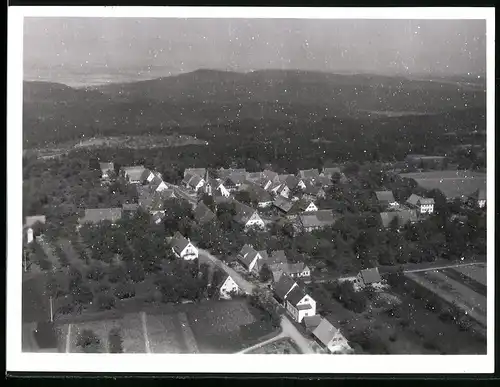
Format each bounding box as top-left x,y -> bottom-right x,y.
23,69 -> 486,147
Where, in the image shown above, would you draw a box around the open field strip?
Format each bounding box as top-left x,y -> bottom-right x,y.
144,313 -> 187,353
177,312 -> 199,353
140,312 -> 151,353
452,264 -> 487,287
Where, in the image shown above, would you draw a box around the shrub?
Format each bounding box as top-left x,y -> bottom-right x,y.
114,283 -> 136,300
108,328 -> 123,353
95,292 -> 116,311
331,281 -> 367,313
86,264 -> 105,281
76,329 -> 101,353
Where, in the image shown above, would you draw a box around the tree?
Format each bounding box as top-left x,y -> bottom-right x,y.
163,198 -> 193,234
259,264 -> 272,282
127,261 -> 145,283
86,263 -> 105,281
95,292 -> 116,311
108,328 -> 123,353
45,273 -> 67,298
200,193 -> 216,212
114,283 -> 136,300
76,329 -> 101,353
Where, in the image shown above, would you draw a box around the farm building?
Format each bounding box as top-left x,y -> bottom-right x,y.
296,210 -> 335,232
375,190 -> 398,207
302,183 -> 326,200
273,196 -> 294,214
170,232 -> 198,260
406,194 -> 435,214
209,269 -> 240,299
140,168 -> 155,184
24,215 -> 46,244
183,173 -> 206,192
303,315 -> 323,333
285,286 -> 317,323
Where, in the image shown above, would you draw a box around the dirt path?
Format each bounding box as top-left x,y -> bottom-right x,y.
177,312 -> 199,353
404,262 -> 485,274
65,323 -> 72,353
280,316 -> 315,354
237,332 -> 285,354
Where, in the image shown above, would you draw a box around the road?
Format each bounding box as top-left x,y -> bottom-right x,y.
237,331 -> 286,354
279,316 -> 315,354
198,249 -> 256,294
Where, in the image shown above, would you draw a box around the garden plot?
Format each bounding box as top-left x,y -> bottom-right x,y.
452,265 -> 487,287
247,338 -> 301,354
145,313 -> 188,353
57,239 -> 85,270
407,271 -> 486,326
68,312 -> 146,353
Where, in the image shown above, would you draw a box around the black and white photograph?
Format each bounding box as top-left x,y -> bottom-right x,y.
7,6 -> 494,374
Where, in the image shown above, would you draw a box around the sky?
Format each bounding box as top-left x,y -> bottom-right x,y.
23,18 -> 486,85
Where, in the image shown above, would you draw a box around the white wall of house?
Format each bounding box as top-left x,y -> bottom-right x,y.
419,203 -> 434,214
194,180 -> 206,191
220,276 -> 239,299
326,333 -> 351,353
297,180 -> 307,190
279,186 -> 291,198
26,228 -> 34,244
304,202 -> 318,212
287,295 -> 317,323
478,199 -> 486,208
258,201 -> 273,208
218,185 -> 231,197
245,212 -> 265,229
174,243 -> 199,260
155,181 -> 169,192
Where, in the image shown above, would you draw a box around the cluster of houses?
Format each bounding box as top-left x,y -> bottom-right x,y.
374,190 -> 434,228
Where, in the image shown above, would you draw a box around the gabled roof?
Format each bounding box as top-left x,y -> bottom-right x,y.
303,183 -> 323,196
286,286 -> 307,306
272,268 -> 284,283
233,200 -> 259,225
283,175 -> 300,189
150,175 -> 164,188
277,174 -> 295,183
239,181 -> 272,203
274,274 -> 298,301
25,215 -> 46,227
194,202 -> 216,224
360,267 -> 382,284
268,250 -> 288,266
298,169 -> 320,180
380,210 -> 417,228
237,244 -> 261,268
170,232 -> 192,255
294,199 -> 317,213
316,176 -> 333,187
273,196 -> 294,213
122,166 -> 146,181
99,162 -> 114,172
217,168 -> 247,179
406,194 -> 434,206
187,174 -> 204,188
303,315 -> 323,332
78,208 -> 122,225
375,191 -> 396,203
227,172 -> 247,185
184,168 -> 206,178
246,172 -> 264,181
284,262 -> 308,275
152,211 -> 165,224
298,210 -> 335,229
140,169 -> 154,182
312,318 -> 341,347
158,189 -> 177,200
262,169 -> 278,182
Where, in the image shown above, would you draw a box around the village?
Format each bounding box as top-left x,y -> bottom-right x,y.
22,159 -> 487,355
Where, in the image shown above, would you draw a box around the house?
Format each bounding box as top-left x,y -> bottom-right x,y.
285,286 -> 317,323
170,232 -> 198,260
302,183 -> 326,200
137,186 -> 165,215
217,168 -> 247,180
122,166 -> 146,184
288,199 -> 318,216
316,176 -> 334,188
273,274 -> 298,305
236,244 -> 268,273
204,178 -> 231,197
239,181 -> 273,208
303,315 -> 323,333
468,189 -> 486,208
406,194 -> 435,214
379,210 -> 417,228
24,215 -> 46,244
218,275 -> 240,299
140,169 -> 155,184
225,172 -> 248,190
296,210 -> 335,232
193,202 -> 217,225
270,182 -> 291,199
233,201 -> 265,229
152,211 -> 165,225
262,169 -> 279,183
149,175 -> 169,192
282,262 -> 311,279
298,169 -> 320,181
356,267 -> 382,288
99,162 -> 114,180
273,196 -> 295,214
267,250 -> 288,268
158,189 -> 178,200
375,190 -> 397,207
183,168 -> 206,179
77,208 -> 123,226
183,173 -> 206,192
312,318 -> 351,354
246,172 -> 264,182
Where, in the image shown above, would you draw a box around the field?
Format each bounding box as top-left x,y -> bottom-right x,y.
452,264 -> 487,287
246,338 -> 301,354
406,269 -> 486,327
53,299 -> 277,353
399,170 -> 486,200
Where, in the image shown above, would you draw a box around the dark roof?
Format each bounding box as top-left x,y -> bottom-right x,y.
303,183 -> 323,196
268,250 -> 288,266
273,196 -> 294,213
240,181 -> 272,203
193,202 -> 216,224
283,175 -> 300,189
140,169 -> 153,182
78,208 -> 122,224
406,194 -> 434,206
298,169 -> 320,179
246,172 -> 264,181
237,244 -> 261,268
303,315 -> 323,331
360,267 -> 382,284
380,210 -> 417,228
170,232 -> 192,255
233,200 -> 259,225
312,318 -> 340,347
286,286 -> 307,306
262,169 -> 278,182
99,162 -> 114,171
283,262 -> 309,275
217,168 -> 247,179
298,210 -> 335,229
228,172 -> 248,185
185,174 -> 204,188
375,191 -> 396,203
274,274 -> 297,301
184,168 -> 206,178
470,189 -> 486,201
25,215 -> 46,227
316,176 -> 333,187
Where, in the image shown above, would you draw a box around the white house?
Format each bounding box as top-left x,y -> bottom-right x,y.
233,201 -> 265,229
218,276 -> 240,299
270,183 -> 291,199
205,178 -> 231,198
140,169 -> 155,184
122,166 -> 146,184
285,286 -> 317,323
170,232 -> 199,260
149,176 -> 169,193
406,194 -> 434,214
312,318 -> 352,354
183,173 -> 206,192
355,267 -> 382,289
100,162 -> 114,180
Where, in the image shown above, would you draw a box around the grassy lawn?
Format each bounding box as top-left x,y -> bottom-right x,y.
452,264 -> 487,287
145,313 -> 187,353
